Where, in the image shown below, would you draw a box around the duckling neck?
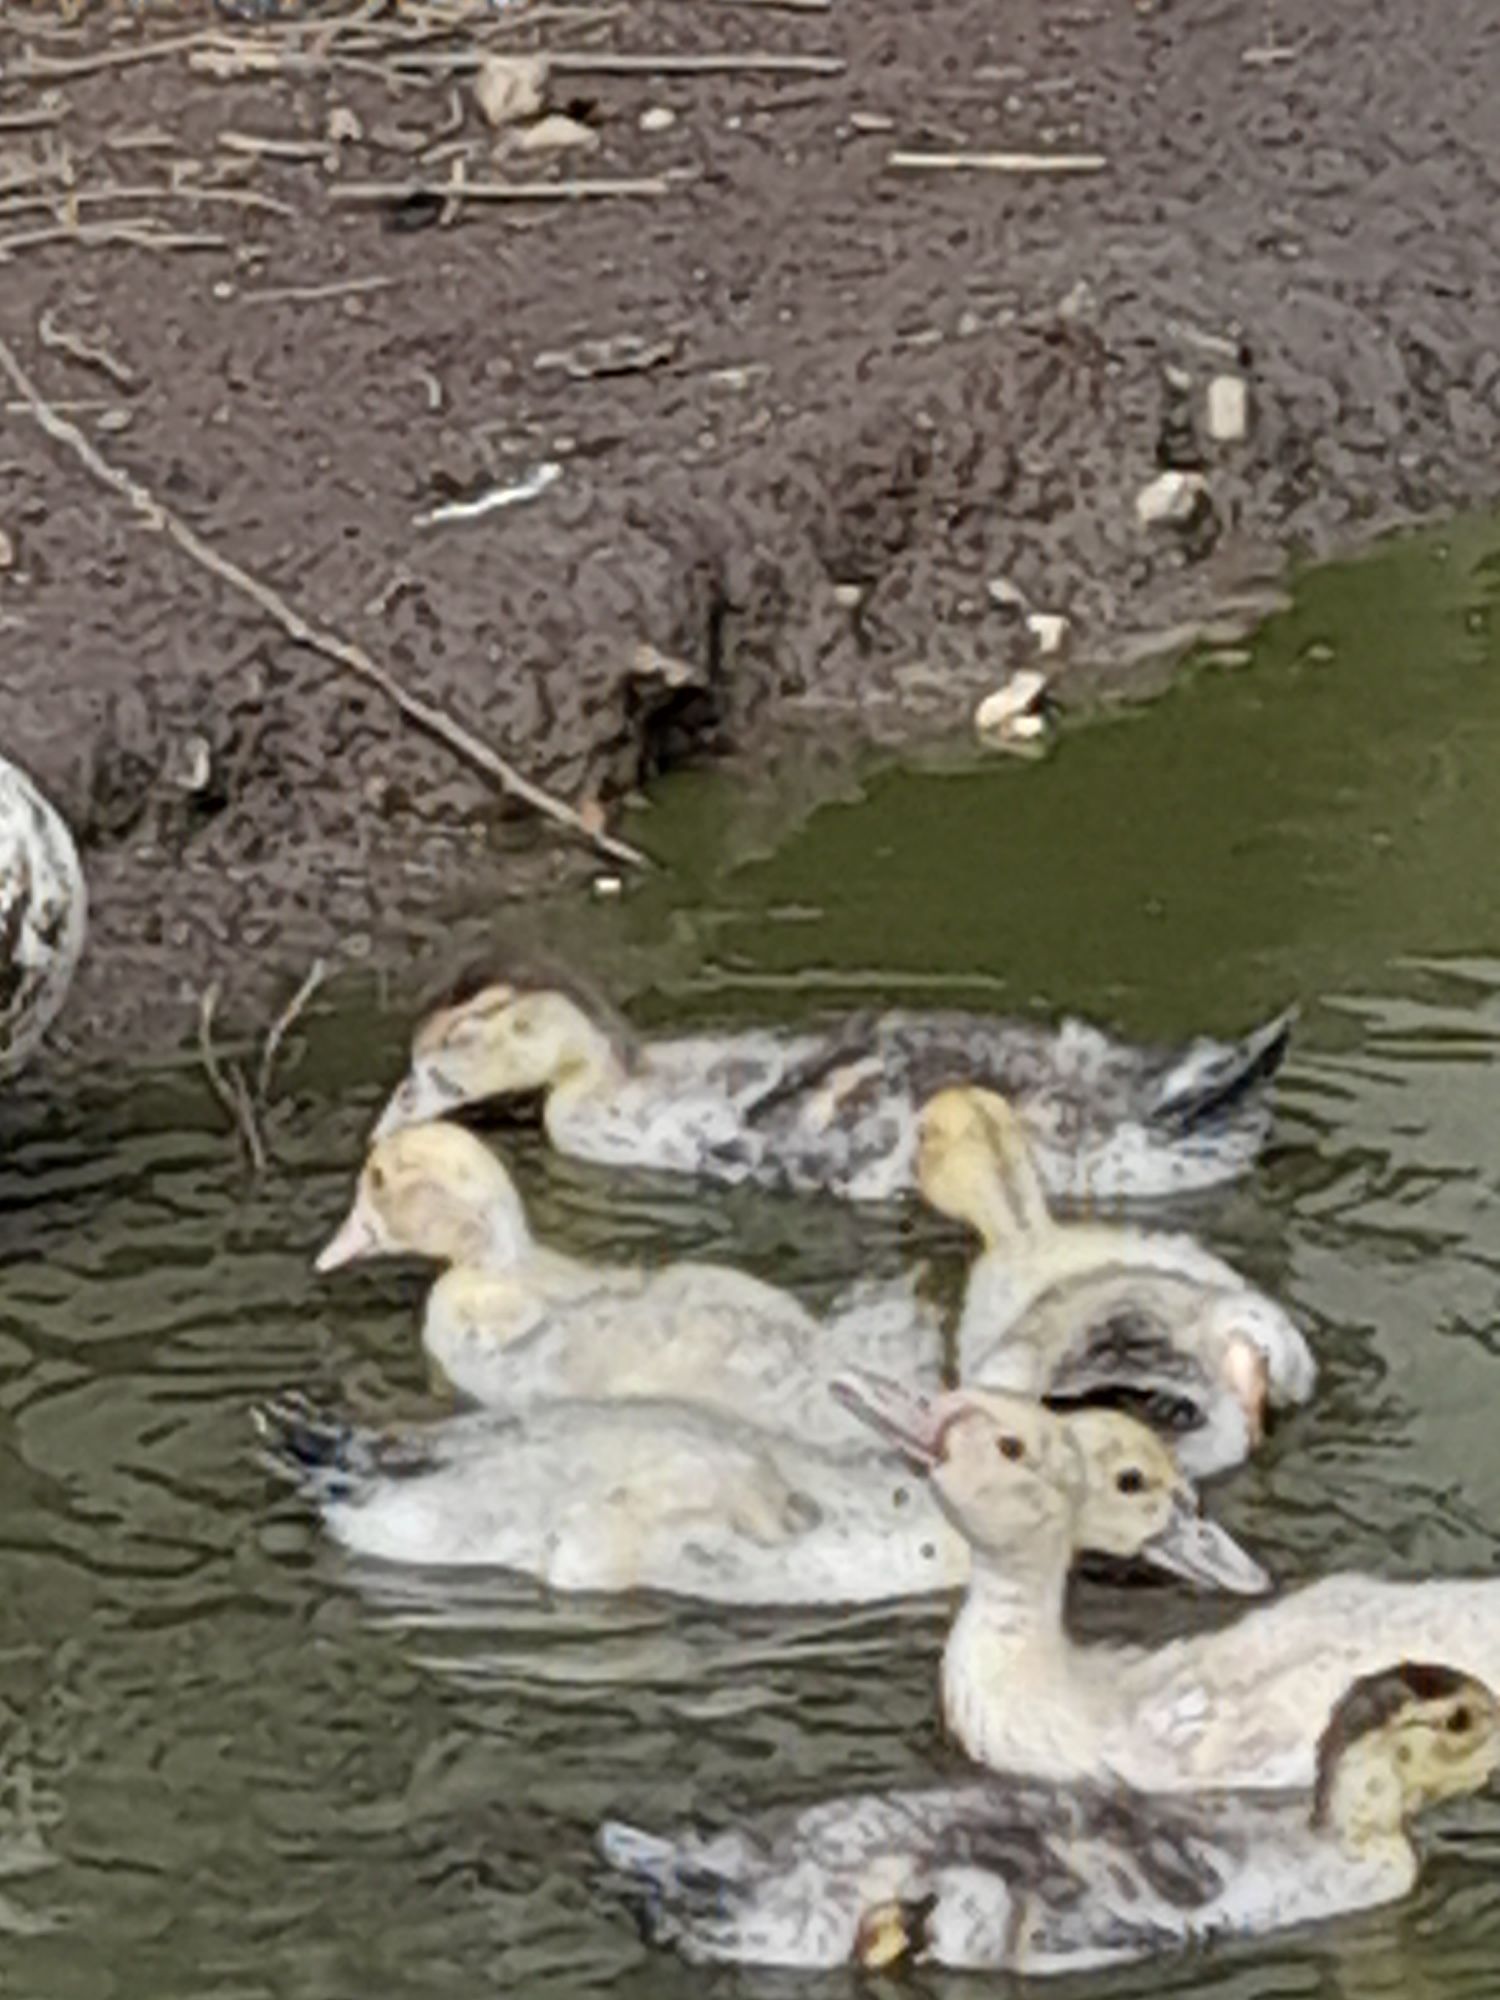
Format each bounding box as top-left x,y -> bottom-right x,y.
547,1020 -> 628,1111
941,1542 -> 1082,1772
1316,1753 -> 1419,1871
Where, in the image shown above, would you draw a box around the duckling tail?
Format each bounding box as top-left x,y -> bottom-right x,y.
252,1392 -> 433,1499
598,1819 -> 742,1933
1149,1004 -> 1297,1135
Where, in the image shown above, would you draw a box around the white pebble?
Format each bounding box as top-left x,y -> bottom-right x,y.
1025,611 -> 1070,656
1206,373 -> 1250,443
974,669 -> 1050,743
639,105 -> 677,133
1135,469 -> 1208,529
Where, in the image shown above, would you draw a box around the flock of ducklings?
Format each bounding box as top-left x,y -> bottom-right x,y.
4,751 -> 1497,1979
263,969 -> 1500,1979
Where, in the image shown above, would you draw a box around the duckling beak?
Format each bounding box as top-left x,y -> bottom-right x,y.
1224,1337 -> 1271,1446
830,1370 -> 953,1469
314,1191 -> 381,1273
1144,1492 -> 1271,1596
372,1062 -> 456,1140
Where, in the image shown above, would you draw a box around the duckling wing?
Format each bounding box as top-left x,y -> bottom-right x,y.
601,1780 -> 1248,1973
1119,1574 -> 1500,1791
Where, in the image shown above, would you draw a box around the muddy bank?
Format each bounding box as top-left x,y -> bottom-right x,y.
1,0 -> 1497,1066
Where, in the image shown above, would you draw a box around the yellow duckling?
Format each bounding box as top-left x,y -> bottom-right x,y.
254,1383 -> 1266,1606
918,1086 -> 1316,1476
315,1120 -> 943,1450
601,1660 -> 1500,1971
370,963 -> 1297,1203
840,1372 -> 1500,1792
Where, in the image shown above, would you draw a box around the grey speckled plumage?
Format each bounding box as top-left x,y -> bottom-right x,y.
0,756 -> 86,1079
377,974 -> 1299,1204
598,1765 -> 1404,1974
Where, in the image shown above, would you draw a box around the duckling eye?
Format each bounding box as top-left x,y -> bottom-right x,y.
1116,1468 -> 1147,1496
996,1435 -> 1025,1463
1447,1705 -> 1474,1735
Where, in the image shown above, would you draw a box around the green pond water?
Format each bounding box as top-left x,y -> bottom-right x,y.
3,517 -> 1500,1997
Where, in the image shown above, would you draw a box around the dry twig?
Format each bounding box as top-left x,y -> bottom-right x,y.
236,273 -> 399,305
0,328 -> 649,870
887,149 -> 1108,175
198,983 -> 269,1174
257,959 -> 329,1104
0,221 -> 228,259
37,305 -> 138,390
327,174 -> 671,205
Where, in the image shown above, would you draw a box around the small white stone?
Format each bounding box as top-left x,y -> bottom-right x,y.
832,582 -> 865,610
475,52 -> 548,129
1025,610 -> 1070,656
326,103 -> 363,145
639,105 -> 677,133
849,109 -> 896,133
509,113 -> 598,154
974,668 -> 1050,742
987,576 -> 1029,612
592,874 -> 624,899
1206,372 -> 1250,443
0,527 -> 13,570
1135,469 -> 1209,529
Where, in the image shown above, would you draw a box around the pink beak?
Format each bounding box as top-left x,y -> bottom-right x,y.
314,1193 -> 381,1273
830,1370 -> 962,1468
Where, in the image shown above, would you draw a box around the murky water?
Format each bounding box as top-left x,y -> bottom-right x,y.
4,517 -> 1500,1996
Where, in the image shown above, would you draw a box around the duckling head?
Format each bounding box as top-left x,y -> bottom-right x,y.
1065,1406 -> 1271,1594
373,978 -> 619,1138
915,1087 -> 1051,1251
1313,1663 -> 1500,1848
832,1372 -> 1266,1594
315,1122 -> 531,1273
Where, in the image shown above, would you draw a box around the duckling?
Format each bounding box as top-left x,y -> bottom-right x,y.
918,1086 -> 1316,1476
599,1659 -> 1500,1973
370,961 -> 1296,1203
253,1383 -> 1267,1606
842,1374 -> 1500,1792
0,754 -> 86,1079
315,1120 -> 943,1449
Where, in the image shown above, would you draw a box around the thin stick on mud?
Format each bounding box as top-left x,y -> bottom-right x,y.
257,959 -> 329,1105
327,175 -> 671,205
886,149 -> 1108,175
198,984 -> 270,1174
236,274 -> 400,305
0,329 -> 649,870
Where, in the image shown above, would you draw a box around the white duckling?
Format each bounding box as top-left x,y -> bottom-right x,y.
253,1383 -> 1267,1607
601,1659 -> 1500,1973
844,1374 -> 1500,1792
0,754 -> 86,1079
370,961 -> 1297,1203
314,1120 -> 942,1449
919,1086 -> 1316,1477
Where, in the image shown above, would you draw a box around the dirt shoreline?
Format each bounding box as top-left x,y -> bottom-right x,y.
1,0 -> 1497,1069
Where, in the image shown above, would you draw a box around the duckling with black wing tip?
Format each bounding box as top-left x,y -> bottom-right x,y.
254,1381 -> 1267,1607
599,1659 -> 1500,1973
917,1085 -> 1315,1476
371,960 -> 1298,1204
